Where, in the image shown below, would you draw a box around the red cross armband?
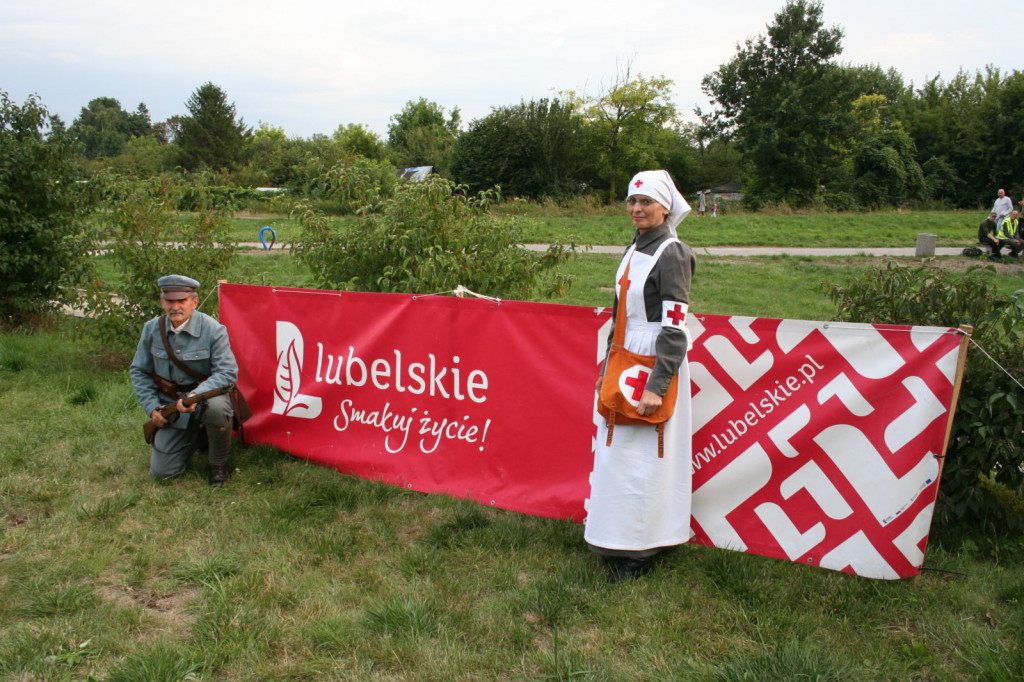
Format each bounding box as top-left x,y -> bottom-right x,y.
662,301 -> 688,329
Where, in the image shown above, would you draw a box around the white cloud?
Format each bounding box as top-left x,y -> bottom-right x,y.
1,0 -> 1021,137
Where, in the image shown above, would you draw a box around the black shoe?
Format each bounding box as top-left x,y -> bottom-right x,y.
607,557 -> 654,584
208,465 -> 231,487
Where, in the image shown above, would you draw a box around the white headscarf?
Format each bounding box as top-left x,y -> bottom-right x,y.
626,170 -> 692,237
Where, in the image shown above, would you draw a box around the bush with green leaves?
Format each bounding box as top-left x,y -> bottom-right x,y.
292,176 -> 577,299
824,263 -> 1024,540
296,155 -> 398,215
80,174 -> 238,360
0,92 -> 94,325
176,184 -> 282,211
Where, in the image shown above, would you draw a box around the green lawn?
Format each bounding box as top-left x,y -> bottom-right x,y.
1,325 -> 1021,680
224,208 -> 986,249
2,209 -> 1022,680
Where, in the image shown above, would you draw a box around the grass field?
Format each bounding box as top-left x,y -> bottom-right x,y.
1,324 -> 1022,681
105,204 -> 1024,317
2,210 -> 1023,680
94,248 -> 1024,320
226,208 -> 986,250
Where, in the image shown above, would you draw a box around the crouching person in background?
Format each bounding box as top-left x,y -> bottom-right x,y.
978,212 -> 1000,256
995,211 -> 1022,259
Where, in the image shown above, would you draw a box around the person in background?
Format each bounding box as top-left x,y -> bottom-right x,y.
697,189 -> 708,217
994,210 -> 1022,259
992,189 -> 1013,230
978,211 -> 1000,256
129,275 -> 238,486
586,170 -> 696,584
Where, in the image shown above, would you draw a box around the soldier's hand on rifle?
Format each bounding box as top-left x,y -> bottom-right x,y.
177,393 -> 197,414
150,409 -> 169,427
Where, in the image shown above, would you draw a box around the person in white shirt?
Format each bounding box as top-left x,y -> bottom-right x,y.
992,189 -> 1013,230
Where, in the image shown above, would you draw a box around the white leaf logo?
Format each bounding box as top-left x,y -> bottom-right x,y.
273,321 -> 322,419
275,339 -> 312,416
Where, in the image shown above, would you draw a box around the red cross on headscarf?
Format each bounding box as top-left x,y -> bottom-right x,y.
625,369 -> 650,401
634,179 -> 643,188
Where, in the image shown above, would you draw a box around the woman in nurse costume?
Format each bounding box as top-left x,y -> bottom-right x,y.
586,170 -> 696,583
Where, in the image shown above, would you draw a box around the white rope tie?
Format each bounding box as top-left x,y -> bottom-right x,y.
413,285 -> 502,303
968,337 -> 1024,391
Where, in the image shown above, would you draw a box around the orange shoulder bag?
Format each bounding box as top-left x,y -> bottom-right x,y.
597,258 -> 679,456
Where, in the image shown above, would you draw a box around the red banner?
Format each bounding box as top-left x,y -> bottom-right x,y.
220,284 -> 964,579
220,284 -> 606,521
685,316 -> 962,579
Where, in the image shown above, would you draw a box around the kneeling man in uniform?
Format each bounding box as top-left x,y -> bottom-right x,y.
129,275 -> 238,486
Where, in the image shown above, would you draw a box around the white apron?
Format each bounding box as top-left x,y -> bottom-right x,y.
584,240 -> 693,551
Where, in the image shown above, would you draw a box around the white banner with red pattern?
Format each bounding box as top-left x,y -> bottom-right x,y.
220,284 -> 965,579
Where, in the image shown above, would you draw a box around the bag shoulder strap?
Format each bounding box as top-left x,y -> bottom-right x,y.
612,237 -> 681,347
157,314 -> 207,382
650,236 -> 681,261
612,259 -> 632,346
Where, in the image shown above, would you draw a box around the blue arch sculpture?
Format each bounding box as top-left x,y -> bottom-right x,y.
259,226 -> 277,250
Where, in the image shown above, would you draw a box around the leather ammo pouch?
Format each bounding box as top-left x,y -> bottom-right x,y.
597,258 -> 678,457
151,373 -> 184,399
156,314 -> 252,432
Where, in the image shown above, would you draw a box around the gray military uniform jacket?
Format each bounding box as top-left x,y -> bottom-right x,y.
129,311 -> 239,417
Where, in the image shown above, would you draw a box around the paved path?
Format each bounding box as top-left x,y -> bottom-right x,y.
524,244 -> 966,257
240,242 -> 967,257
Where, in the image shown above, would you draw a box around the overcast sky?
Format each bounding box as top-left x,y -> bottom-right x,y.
2,1 -> 1020,139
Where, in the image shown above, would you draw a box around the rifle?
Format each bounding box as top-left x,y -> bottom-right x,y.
143,387 -> 228,444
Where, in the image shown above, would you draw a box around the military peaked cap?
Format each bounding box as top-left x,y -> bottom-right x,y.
158,274 -> 201,300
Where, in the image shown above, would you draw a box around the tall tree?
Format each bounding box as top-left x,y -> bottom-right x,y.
152,116 -> 183,146
701,0 -> 850,206
451,98 -> 590,199
691,124 -> 748,190
175,82 -> 252,171
333,123 -> 387,161
235,121 -> 301,187
0,92 -> 93,322
651,123 -> 702,196
902,68 -> 1024,207
990,70 -> 1024,199
387,98 -> 460,174
846,95 -> 925,207
69,97 -> 152,159
566,66 -> 677,201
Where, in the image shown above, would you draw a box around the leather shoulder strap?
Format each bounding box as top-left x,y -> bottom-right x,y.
612,259 -> 632,347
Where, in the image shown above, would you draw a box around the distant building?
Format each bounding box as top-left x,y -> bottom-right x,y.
396,166 -> 434,182
708,182 -> 744,202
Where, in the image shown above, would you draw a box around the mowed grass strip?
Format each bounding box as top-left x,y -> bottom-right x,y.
220,208 -> 987,249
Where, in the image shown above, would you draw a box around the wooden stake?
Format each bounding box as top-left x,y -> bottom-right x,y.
937,325 -> 973,477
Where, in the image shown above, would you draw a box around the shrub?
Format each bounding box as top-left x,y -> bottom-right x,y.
79,174 -> 238,361
816,191 -> 860,212
292,175 -> 577,300
297,156 -> 398,215
0,92 -> 95,325
177,184 -> 274,211
824,263 -> 1024,540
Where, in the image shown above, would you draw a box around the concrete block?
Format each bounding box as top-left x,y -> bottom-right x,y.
916,233 -> 937,258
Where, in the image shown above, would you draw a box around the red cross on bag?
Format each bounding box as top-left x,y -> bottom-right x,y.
597,256 -> 680,456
